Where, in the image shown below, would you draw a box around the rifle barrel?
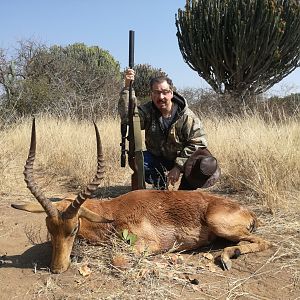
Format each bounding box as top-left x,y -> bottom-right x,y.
129,30 -> 135,68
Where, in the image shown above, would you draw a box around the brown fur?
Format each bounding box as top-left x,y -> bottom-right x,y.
12,120 -> 271,273
24,189 -> 271,273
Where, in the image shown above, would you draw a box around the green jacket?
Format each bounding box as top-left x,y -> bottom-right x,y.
118,88 -> 207,170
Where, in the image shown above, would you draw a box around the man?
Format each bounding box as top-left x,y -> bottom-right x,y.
118,68 -> 220,190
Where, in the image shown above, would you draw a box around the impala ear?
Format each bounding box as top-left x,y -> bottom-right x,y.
11,202 -> 45,213
11,200 -> 66,213
79,206 -> 114,223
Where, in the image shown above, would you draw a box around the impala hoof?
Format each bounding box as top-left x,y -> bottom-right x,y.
232,249 -> 241,259
221,258 -> 232,270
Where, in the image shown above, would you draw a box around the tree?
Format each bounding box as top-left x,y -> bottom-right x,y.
21,43 -> 122,118
176,0 -> 300,98
0,40 -> 122,121
0,41 -> 44,124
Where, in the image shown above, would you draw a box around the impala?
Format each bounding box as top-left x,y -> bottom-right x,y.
12,119 -> 271,273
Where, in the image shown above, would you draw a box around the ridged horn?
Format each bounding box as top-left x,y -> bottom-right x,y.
23,118 -> 59,218
63,122 -> 105,219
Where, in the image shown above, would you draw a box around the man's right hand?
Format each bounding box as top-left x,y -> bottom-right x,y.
167,166 -> 181,187
125,68 -> 135,88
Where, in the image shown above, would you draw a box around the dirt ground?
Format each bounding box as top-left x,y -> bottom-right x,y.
1,185 -> 299,300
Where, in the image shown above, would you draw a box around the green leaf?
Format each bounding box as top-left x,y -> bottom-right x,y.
128,233 -> 138,246
122,229 -> 129,240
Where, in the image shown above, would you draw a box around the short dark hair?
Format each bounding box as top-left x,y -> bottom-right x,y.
150,76 -> 174,91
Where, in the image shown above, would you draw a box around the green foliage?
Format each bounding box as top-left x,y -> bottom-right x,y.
15,76 -> 53,115
121,229 -> 138,246
133,64 -> 168,104
0,41 -> 122,120
47,43 -> 121,89
176,0 -> 300,98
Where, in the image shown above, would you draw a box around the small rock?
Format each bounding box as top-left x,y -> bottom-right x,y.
111,254 -> 130,270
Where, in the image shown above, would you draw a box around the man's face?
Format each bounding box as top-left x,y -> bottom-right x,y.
151,81 -> 173,112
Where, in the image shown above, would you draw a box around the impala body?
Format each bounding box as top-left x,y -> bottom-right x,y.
12,119 -> 271,273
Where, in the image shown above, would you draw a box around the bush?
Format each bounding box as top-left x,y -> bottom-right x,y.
179,87 -> 300,120
0,41 -> 123,123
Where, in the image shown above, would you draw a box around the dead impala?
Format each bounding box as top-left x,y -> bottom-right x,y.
12,119 -> 271,273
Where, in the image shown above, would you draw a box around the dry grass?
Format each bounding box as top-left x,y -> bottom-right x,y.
205,113 -> 300,211
0,116 -> 131,200
1,113 -> 298,211
1,113 -> 299,299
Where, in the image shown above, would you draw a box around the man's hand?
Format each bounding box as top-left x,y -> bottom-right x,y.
125,68 -> 135,88
167,166 -> 181,187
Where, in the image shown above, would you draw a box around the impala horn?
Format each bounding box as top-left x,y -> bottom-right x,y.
23,118 -> 59,218
63,122 -> 105,219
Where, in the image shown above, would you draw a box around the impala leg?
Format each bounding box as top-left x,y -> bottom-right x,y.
206,207 -> 271,270
220,234 -> 272,270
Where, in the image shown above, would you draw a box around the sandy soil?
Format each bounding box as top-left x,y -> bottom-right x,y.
1,188 -> 299,300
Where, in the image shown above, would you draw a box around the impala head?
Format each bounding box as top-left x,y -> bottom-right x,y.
12,118 -> 111,273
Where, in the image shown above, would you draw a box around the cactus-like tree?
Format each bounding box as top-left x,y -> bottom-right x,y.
176,0 -> 300,97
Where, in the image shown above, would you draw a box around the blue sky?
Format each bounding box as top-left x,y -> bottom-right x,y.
1,0 -> 299,95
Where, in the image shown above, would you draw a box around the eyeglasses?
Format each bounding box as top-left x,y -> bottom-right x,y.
151,89 -> 172,96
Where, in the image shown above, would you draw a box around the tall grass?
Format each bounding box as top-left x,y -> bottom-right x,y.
0,116 -> 131,199
205,113 -> 300,210
1,113 -> 299,211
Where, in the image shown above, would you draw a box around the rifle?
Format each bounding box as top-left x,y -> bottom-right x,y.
120,30 -> 146,190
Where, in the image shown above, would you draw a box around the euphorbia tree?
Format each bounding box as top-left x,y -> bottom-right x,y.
176,0 -> 300,97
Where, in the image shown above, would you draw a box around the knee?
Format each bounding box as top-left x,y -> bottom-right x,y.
184,155 -> 221,189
